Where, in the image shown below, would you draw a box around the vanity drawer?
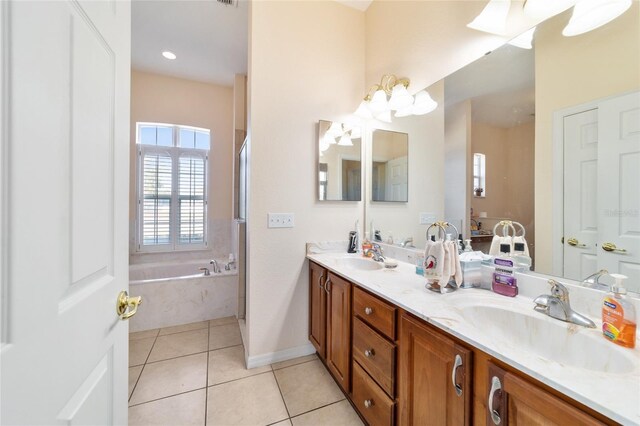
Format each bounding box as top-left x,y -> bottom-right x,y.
353,286 -> 396,340
353,317 -> 395,397
352,361 -> 395,426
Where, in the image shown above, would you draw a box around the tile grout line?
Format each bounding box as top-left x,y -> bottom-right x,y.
271,357 -> 318,371
204,324 -> 211,426
128,386 -> 208,408
288,398 -> 349,421
128,329 -> 160,404
271,368 -> 292,421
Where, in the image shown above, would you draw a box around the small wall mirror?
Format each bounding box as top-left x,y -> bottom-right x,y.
318,120 -> 362,201
371,129 -> 409,202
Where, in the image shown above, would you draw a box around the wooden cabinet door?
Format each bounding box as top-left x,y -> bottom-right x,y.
486,362 -> 605,426
326,272 -> 352,392
309,261 -> 327,359
398,313 -> 472,426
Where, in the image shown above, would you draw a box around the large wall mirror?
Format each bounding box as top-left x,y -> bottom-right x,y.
371,129 -> 409,202
364,4 -> 640,293
318,120 -> 362,201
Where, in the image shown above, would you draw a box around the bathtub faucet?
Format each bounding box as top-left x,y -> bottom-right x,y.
210,260 -> 221,273
199,267 -> 210,276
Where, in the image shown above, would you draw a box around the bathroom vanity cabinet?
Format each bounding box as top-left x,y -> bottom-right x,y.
308,261 -> 615,426
309,262 -> 351,392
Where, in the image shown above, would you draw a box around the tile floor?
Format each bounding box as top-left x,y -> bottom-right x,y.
129,317 -> 363,426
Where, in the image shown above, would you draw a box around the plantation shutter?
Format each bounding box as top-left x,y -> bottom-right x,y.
179,155 -> 206,245
142,151 -> 172,246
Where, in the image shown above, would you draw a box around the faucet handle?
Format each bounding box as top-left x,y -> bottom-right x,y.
548,279 -> 569,302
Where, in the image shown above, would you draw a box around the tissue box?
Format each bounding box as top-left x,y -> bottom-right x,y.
461,259 -> 482,288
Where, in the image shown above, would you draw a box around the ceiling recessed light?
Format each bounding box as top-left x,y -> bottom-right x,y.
162,51 -> 176,60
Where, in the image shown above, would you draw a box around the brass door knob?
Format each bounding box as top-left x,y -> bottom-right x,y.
567,238 -> 587,248
116,291 -> 142,320
602,242 -> 627,253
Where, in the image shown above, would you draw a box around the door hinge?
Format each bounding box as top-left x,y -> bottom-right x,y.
561,237 -> 564,244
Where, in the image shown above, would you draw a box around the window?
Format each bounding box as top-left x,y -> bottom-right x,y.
473,153 -> 486,197
136,123 -> 210,252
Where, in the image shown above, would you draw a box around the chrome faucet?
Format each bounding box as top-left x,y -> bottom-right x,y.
209,260 -> 220,274
364,243 -> 385,262
199,267 -> 210,276
533,279 -> 596,328
400,237 -> 415,248
582,269 -> 609,290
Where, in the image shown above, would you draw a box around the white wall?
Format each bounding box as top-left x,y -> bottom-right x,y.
444,100 -> 472,238
129,70 -> 234,263
247,0 -> 365,363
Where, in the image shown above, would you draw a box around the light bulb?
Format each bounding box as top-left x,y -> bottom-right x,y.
388,84 -> 414,110
327,122 -> 343,137
563,0 -> 632,37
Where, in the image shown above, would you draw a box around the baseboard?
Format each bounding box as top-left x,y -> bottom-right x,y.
246,342 -> 316,369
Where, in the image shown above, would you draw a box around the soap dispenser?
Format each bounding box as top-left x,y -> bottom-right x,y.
602,274 -> 636,349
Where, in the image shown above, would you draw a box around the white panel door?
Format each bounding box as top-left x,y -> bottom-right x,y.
598,91 -> 640,292
386,156 -> 408,202
563,109 -> 599,280
1,1 -> 131,424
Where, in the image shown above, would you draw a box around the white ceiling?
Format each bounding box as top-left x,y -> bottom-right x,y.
445,44 -> 535,128
131,0 -> 248,86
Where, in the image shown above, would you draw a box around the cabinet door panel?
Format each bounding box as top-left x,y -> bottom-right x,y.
485,361 -> 605,426
309,262 -> 327,359
326,273 -> 351,392
398,313 -> 472,426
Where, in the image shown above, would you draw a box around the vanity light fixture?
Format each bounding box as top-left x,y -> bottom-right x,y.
162,50 -> 177,60
354,74 -> 438,122
327,121 -> 344,137
337,133 -> 354,146
523,0 -> 577,20
466,0 -> 511,36
562,0 -> 632,36
508,26 -> 536,49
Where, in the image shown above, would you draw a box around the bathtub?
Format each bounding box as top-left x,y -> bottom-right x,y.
129,259 -> 238,332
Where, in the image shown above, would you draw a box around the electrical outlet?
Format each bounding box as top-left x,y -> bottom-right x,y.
420,212 -> 436,225
268,213 -> 295,228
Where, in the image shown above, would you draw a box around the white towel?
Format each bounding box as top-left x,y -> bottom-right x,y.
424,240 -> 445,282
451,241 -> 462,286
513,235 -> 530,256
489,236 -> 513,256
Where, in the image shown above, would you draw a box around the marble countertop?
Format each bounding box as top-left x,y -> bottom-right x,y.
306,245 -> 640,425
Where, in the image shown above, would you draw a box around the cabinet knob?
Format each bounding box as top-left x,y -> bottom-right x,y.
364,307 -> 373,315
364,349 -> 375,358
363,399 -> 373,408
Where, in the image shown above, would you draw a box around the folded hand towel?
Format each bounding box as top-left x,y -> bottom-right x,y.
489,235 -> 502,256
451,241 -> 462,286
424,240 -> 445,282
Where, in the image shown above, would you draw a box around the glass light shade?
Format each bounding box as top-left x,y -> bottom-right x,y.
508,27 -> 536,49
368,89 -> 389,113
354,100 -> 373,119
375,110 -> 392,123
412,90 -> 438,115
388,84 -> 414,110
523,0 -> 576,20
563,0 -> 632,37
319,139 -> 330,152
327,122 -> 343,137
350,127 -> 362,139
337,134 -> 353,146
466,0 -> 511,36
323,134 -> 336,145
394,105 -> 414,118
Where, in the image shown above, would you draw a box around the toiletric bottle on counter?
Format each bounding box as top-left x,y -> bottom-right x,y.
347,230 -> 358,253
512,242 -> 531,270
492,244 -> 518,297
602,274 -> 636,349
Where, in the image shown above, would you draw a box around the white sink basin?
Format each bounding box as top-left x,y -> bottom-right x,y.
335,257 -> 384,271
457,303 -> 636,374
